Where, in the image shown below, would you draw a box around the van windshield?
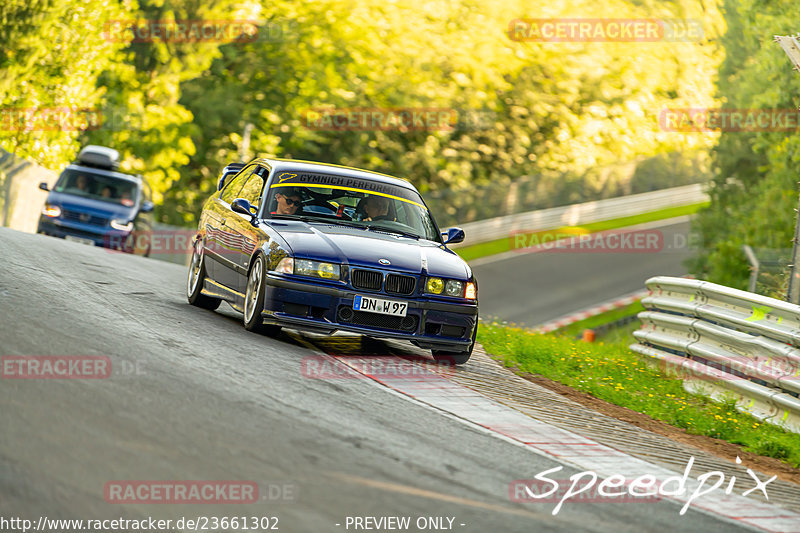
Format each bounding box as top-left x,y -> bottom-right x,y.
54,169 -> 138,207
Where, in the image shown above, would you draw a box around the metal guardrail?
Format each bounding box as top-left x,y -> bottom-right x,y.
453,183 -> 708,247
630,276 -> 800,434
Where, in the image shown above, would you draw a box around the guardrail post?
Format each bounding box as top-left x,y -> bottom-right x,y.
787,188 -> 800,304
742,244 -> 760,294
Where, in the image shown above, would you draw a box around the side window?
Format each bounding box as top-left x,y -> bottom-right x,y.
219,165 -> 253,204
237,166 -> 268,207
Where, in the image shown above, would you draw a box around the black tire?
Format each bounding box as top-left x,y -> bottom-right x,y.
243,254 -> 281,335
431,349 -> 472,366
187,239 -> 221,310
431,323 -> 476,365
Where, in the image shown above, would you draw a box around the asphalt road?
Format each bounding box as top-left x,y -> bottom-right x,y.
472,219 -> 693,327
0,227 -> 755,532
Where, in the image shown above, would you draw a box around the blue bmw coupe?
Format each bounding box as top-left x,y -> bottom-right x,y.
188,158 -> 478,364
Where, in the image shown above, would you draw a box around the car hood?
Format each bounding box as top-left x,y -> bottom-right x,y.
46,191 -> 137,220
269,220 -> 471,279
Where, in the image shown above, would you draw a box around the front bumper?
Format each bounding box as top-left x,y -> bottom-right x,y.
262,275 -> 478,350
38,217 -> 132,250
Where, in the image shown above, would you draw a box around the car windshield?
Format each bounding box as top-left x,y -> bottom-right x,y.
54,169 -> 138,207
265,171 -> 440,241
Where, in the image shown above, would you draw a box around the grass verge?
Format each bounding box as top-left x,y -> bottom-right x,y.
456,201 -> 708,263
477,321 -> 800,467
554,300 -> 645,338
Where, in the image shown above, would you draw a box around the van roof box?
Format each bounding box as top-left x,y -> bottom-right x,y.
76,145 -> 120,170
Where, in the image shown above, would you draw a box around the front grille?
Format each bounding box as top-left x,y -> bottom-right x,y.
351,269 -> 383,291
385,274 -> 416,295
62,209 -> 109,227
337,306 -> 418,332
55,227 -> 103,241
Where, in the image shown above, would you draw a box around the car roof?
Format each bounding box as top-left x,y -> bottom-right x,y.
64,164 -> 142,184
254,158 -> 418,191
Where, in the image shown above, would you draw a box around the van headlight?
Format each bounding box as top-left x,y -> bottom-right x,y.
110,219 -> 134,231
42,204 -> 61,218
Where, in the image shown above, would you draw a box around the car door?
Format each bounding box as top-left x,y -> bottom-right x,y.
205,165 -> 253,288
224,165 -> 269,292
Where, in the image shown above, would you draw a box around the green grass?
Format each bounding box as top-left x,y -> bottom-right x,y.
555,301 -> 645,338
456,201 -> 708,263
477,321 -> 800,467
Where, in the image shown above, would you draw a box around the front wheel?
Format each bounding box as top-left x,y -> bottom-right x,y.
187,239 -> 221,310
431,324 -> 476,365
243,254 -> 281,335
431,349 -> 472,366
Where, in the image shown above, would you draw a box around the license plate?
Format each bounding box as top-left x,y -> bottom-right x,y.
353,295 -> 408,317
64,235 -> 95,246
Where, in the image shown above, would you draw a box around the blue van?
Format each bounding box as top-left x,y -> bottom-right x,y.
37,146 -> 154,254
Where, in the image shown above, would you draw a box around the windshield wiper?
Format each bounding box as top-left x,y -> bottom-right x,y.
270,214 -> 368,230
366,226 -> 420,240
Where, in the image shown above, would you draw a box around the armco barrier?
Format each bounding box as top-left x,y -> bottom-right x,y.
453,183 -> 707,247
630,276 -> 800,434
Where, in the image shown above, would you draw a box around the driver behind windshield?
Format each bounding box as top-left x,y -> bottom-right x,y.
69,174 -> 90,193
363,195 -> 391,221
272,187 -> 303,215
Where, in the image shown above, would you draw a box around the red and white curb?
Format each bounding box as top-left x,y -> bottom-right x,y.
534,289 -> 650,333
322,354 -> 799,532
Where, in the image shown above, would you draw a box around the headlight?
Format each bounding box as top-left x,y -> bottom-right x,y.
426,277 -> 475,299
445,280 -> 464,297
295,259 -> 340,280
42,204 -> 61,218
426,277 -> 444,294
110,219 -> 134,231
274,257 -> 294,274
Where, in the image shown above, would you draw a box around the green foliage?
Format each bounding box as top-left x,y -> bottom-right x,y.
690,0 -> 800,289
3,0 -> 724,226
0,0 -> 132,168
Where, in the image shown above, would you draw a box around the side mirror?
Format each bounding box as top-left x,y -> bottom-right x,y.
139,200 -> 155,213
39,182 -> 50,191
442,227 -> 465,245
231,198 -> 257,219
